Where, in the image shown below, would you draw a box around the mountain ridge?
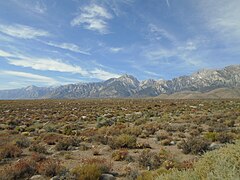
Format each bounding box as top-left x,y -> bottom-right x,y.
0,64 -> 239,99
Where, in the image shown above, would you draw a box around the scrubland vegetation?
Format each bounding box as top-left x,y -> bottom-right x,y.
0,99 -> 239,179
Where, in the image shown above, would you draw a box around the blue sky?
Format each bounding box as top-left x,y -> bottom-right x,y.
0,0 -> 239,89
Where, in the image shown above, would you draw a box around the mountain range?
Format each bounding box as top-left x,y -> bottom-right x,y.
0,65 -> 239,99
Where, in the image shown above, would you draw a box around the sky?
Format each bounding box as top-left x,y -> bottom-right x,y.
0,0 -> 240,90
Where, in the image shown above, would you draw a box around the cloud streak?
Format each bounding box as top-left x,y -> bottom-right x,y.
71,4 -> 113,34
0,49 -> 14,57
43,41 -> 91,55
8,57 -> 89,76
0,24 -> 50,39
0,70 -> 58,85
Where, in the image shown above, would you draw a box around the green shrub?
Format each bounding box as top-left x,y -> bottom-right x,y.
157,141 -> 240,180
204,132 -> 218,142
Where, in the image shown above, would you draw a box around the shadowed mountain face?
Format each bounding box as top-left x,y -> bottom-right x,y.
0,65 -> 239,99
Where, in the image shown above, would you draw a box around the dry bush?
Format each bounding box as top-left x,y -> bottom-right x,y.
138,149 -> 162,170
37,159 -> 65,177
0,159 -> 36,179
156,132 -> 169,141
42,133 -> 64,145
0,144 -> 22,159
161,139 -> 172,146
29,144 -> 48,154
216,132 -> 235,143
123,126 -> 142,137
55,138 -> 80,151
15,137 -> 31,148
144,122 -> 159,135
189,129 -> 201,136
112,149 -> 129,161
178,137 -> 210,155
224,120 -> 235,127
109,134 -> 137,149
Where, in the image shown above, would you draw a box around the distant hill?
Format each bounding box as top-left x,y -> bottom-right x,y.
0,64 -> 239,99
157,88 -> 240,99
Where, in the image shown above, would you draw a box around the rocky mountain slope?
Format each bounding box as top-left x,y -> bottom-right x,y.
0,65 -> 239,99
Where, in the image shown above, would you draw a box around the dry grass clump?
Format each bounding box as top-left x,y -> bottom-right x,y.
71,158 -> 112,180
72,164 -> 101,180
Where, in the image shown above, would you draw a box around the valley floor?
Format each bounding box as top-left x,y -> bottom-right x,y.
0,99 -> 239,179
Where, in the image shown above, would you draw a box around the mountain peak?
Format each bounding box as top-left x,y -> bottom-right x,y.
119,74 -> 137,79
25,85 -> 38,91
118,74 -> 139,84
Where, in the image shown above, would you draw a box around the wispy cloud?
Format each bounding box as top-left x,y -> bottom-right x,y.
71,4 -> 113,34
198,0 -> 240,42
166,0 -> 170,8
2,49 -> 119,80
90,68 -> 119,80
0,24 -> 50,39
143,39 -> 203,67
43,41 -> 91,55
109,47 -> 123,53
11,0 -> 47,15
7,57 -> 89,76
145,48 -> 174,60
0,49 -> 14,57
143,70 -> 162,77
0,70 -> 58,85
147,24 -> 176,42
34,0 -> 47,14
